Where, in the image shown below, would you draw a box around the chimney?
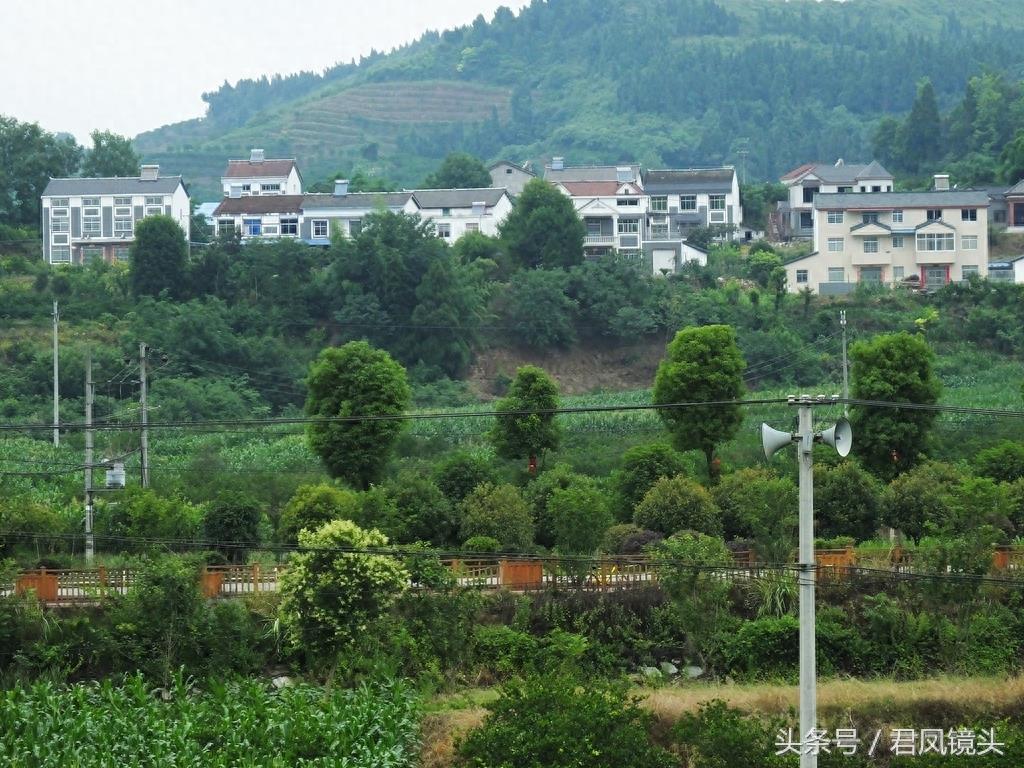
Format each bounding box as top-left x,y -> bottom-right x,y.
140,164 -> 159,181
229,184 -> 242,199
934,173 -> 950,191
616,166 -> 632,183
551,156 -> 564,171
471,201 -> 486,215
250,148 -> 265,163
333,179 -> 349,196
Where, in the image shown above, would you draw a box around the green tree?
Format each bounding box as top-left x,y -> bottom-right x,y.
422,151 -> 492,189
523,464 -> 585,548
386,471 -> 458,547
0,115 -> 81,226
129,215 -> 188,298
901,78 -> 943,172
80,130 -> 140,177
278,483 -> 363,544
202,491 -> 262,563
459,482 -> 534,550
278,519 -> 408,658
633,475 -> 722,537
408,253 -> 484,377
975,440 -> 1024,484
433,451 -> 496,504
881,461 -> 962,543
612,443 -> 689,521
1001,129 -> 1024,183
499,268 -> 578,350
548,481 -> 612,555
499,178 -> 585,270
490,365 -> 561,467
304,342 -> 411,490
850,332 -> 942,479
745,251 -> 782,288
653,325 -> 745,479
713,468 -> 796,554
814,462 -> 882,542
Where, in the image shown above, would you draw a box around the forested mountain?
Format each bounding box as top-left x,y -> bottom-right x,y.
135,0 -> 1024,198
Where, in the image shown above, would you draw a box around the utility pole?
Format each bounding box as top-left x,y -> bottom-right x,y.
840,310 -> 849,417
52,300 -> 59,447
761,397 -> 852,768
139,342 -> 150,488
84,351 -> 94,563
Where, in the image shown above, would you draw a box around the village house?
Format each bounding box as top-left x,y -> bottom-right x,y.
488,160 -> 535,197
221,148 -> 302,197
775,159 -> 894,240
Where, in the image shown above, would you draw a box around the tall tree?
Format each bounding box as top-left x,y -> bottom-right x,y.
80,130 -> 140,177
490,365 -> 561,469
0,115 -> 81,227
653,324 -> 745,480
304,341 -> 411,490
900,78 -> 942,172
1001,129 -> 1024,184
499,178 -> 585,270
850,332 -> 942,480
408,253 -> 485,377
129,215 -> 188,298
422,152 -> 491,189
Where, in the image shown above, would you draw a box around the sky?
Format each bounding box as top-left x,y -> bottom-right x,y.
1,0 -> 527,144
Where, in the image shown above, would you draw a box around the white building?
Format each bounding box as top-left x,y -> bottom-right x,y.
488,160 -> 535,197
40,165 -> 190,265
777,160 -> 894,240
300,181 -> 415,243
211,194 -> 306,240
221,148 -> 302,197
784,183 -> 990,294
409,188 -> 513,240
554,179 -> 648,260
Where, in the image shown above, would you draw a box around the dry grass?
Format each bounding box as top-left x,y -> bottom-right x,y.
419,709 -> 487,768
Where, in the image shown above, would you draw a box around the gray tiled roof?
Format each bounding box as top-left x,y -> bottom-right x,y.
301,192 -> 413,210
42,176 -> 185,196
786,162 -> 893,184
642,168 -> 735,193
1007,179 -> 1024,196
544,164 -> 641,182
213,195 -> 305,216
815,190 -> 990,209
410,188 -> 507,208
855,160 -> 891,180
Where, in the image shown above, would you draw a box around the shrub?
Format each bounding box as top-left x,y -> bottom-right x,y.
974,440 -> 1024,484
716,615 -> 799,678
278,483 -> 361,544
712,467 -> 796,545
524,464 -> 586,548
548,480 -> 612,555
620,529 -> 664,554
462,536 -> 501,553
498,269 -> 578,350
385,472 -> 458,547
674,700 -> 787,768
814,462 -> 882,542
612,443 -> 688,521
202,491 -> 262,563
602,523 -> 643,554
881,462 -> 962,543
456,674 -> 675,768
97,489 -> 202,553
459,483 -> 534,551
433,451 -> 496,503
633,476 -> 722,537
474,625 -> 539,679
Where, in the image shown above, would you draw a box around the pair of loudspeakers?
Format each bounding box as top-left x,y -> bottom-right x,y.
761,419 -> 852,460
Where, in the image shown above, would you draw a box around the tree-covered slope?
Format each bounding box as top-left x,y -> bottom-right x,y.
135,0 -> 1024,198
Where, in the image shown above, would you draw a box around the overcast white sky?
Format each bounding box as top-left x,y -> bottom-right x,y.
1,0 -> 527,143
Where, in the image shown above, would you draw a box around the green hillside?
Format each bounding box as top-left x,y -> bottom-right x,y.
137,0 -> 1024,197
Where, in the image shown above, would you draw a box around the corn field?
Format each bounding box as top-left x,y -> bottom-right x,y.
0,675 -> 420,767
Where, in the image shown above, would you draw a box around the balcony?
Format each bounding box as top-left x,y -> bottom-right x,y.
915,249 -> 956,265
584,234 -> 615,245
645,230 -> 683,242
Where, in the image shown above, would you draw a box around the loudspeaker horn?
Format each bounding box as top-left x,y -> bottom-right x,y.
761,423 -> 794,460
819,418 -> 853,457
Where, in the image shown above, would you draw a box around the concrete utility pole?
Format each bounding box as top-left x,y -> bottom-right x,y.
139,342 -> 149,488
840,310 -> 849,417
84,352 -> 94,563
761,396 -> 852,768
52,300 -> 59,447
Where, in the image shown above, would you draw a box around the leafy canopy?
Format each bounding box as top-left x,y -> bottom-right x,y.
129,215 -> 188,299
499,178 -> 585,270
490,365 -> 561,462
81,130 -> 140,178
422,151 -> 491,189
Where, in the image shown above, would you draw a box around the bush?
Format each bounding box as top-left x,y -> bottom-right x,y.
456,673 -> 675,768
433,451 -> 496,504
462,536 -> 501,553
633,476 -> 722,537
549,481 -> 612,555
386,472 -> 458,547
202,491 -> 262,563
602,523 -> 643,554
881,462 -> 962,543
459,483 -> 534,551
814,462 -> 882,542
716,615 -> 799,678
278,483 -> 361,544
474,625 -> 539,679
498,269 -> 577,350
97,489 -> 202,553
674,700 -> 787,768
524,464 -> 585,548
612,443 -> 688,521
974,440 -> 1024,484
712,468 -> 796,547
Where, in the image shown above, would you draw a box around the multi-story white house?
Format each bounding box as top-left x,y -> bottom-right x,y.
554,179 -> 648,261
784,183 -> 990,293
488,160 -> 535,197
299,181 -> 414,244
544,157 -> 643,186
212,194 -> 306,239
409,188 -> 513,240
40,165 -> 190,265
221,148 -> 302,197
776,160 -> 894,240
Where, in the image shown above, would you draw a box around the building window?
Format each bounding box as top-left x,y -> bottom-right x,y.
244,218 -> 262,237
796,269 -> 808,284
827,237 -> 844,252
505,168 -> 513,175
891,235 -> 904,248
962,265 -> 979,279
616,198 -> 639,207
114,217 -> 133,234
863,237 -> 879,254
679,195 -> 696,211
442,207 -> 451,216
52,233 -> 69,245
50,198 -> 69,207
871,186 -> 882,193
916,232 -> 955,251
114,205 -> 131,218
617,218 -> 639,234
651,222 -> 668,238
51,207 -> 68,219
51,246 -> 71,263
82,246 -> 103,263
893,266 -> 905,281
802,187 -> 817,204
51,218 -> 69,234
217,219 -> 236,236
961,235 -> 978,250
82,197 -> 100,207
827,267 -> 845,283
83,217 -> 101,235
862,212 -> 879,224
312,219 -> 328,238
280,217 -> 298,236
838,186 -> 852,193
891,210 -> 903,223
349,219 -> 362,236
437,223 -> 451,238
961,208 -> 977,221
241,184 -> 251,196
926,209 -> 942,221
114,196 -> 132,206
261,183 -> 281,194
465,222 -> 479,233
650,196 -> 667,212
827,211 -> 843,224
145,205 -> 162,216
263,224 -> 279,236
114,246 -> 130,262
145,196 -> 164,206
709,194 -> 726,210
800,211 -> 813,229
924,266 -> 948,288
861,266 -> 883,283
